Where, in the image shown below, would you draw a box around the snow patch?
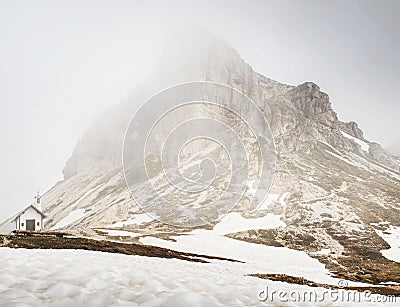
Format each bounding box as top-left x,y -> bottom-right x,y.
319,140 -> 341,154
140,212 -> 342,285
312,248 -> 331,256
51,209 -> 86,230
375,225 -> 400,263
349,153 -> 400,180
256,193 -> 279,210
257,192 -> 289,211
72,184 -> 104,209
214,212 -> 285,235
324,150 -> 357,167
340,131 -> 369,152
108,213 -> 155,228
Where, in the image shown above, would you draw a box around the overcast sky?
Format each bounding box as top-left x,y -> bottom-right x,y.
0,0 -> 399,219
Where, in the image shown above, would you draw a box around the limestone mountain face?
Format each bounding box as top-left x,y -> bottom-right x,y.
34,32 -> 400,283
61,30 -> 398,182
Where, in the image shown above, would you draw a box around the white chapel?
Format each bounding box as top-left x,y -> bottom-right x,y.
11,192 -> 46,232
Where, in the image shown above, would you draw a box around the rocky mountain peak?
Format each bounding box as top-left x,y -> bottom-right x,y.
60,31 -> 399,183
338,121 -> 364,140
289,81 -> 336,122
42,31 -> 399,235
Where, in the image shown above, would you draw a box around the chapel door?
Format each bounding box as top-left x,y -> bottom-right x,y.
26,219 -> 35,231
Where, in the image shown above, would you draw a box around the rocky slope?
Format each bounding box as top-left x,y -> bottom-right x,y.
8,32 -> 400,284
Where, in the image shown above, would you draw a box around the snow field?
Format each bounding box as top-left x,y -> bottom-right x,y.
1,248 -> 397,306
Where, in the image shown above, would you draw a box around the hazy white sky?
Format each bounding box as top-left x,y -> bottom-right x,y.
0,0 -> 399,219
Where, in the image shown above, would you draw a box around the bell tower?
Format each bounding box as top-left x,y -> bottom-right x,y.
34,191 -> 42,211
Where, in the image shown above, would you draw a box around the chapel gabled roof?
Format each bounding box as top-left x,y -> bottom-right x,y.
12,204 -> 46,221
